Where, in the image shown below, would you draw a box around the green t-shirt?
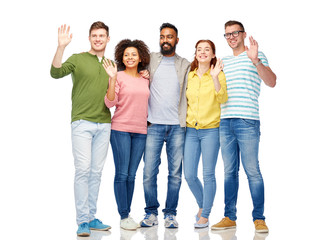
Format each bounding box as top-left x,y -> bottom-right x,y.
51,52 -> 111,123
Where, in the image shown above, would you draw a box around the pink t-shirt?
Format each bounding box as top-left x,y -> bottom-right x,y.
104,71 -> 150,134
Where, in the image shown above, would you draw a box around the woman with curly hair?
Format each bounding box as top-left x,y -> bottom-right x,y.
183,40 -> 228,228
103,39 -> 150,230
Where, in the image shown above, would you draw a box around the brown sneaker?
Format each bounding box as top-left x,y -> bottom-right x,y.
211,217 -> 236,230
254,220 -> 269,233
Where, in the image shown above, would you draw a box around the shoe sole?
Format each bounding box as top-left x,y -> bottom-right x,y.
141,222 -> 158,227
211,226 -> 236,230
77,232 -> 90,237
255,229 -> 269,233
90,227 -> 111,231
195,224 -> 209,228
165,224 -> 178,228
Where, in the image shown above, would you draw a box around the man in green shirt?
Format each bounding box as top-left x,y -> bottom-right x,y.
50,22 -> 111,237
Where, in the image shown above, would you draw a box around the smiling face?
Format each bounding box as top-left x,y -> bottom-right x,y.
196,42 -> 215,65
123,47 -> 141,70
159,27 -> 178,56
89,28 -> 110,55
225,24 -> 246,51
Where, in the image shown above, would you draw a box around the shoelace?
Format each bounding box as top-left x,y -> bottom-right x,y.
166,215 -> 174,221
144,214 -> 151,219
80,223 -> 88,229
95,219 -> 102,224
255,220 -> 265,226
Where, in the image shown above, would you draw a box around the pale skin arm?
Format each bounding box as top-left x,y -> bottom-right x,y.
246,36 -> 277,88
52,24 -> 73,68
102,59 -> 118,101
210,58 -> 224,92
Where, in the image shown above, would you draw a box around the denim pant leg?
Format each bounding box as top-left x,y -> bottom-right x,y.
220,119 -> 240,221
236,119 -> 265,221
110,130 -> 132,219
184,128 -> 203,209
143,124 -> 164,216
127,133 -> 147,215
199,128 -> 220,218
162,125 -> 185,216
72,120 -> 110,225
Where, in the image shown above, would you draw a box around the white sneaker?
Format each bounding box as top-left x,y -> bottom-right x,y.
120,216 -> 139,230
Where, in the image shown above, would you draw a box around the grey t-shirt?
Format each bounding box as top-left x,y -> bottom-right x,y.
148,56 -> 180,125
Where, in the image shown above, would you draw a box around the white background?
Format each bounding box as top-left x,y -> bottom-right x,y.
1,0 -> 321,239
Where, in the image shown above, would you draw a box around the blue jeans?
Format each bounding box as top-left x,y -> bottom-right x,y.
183,127 -> 220,219
143,124 -> 185,216
220,118 -> 265,221
71,120 -> 111,225
110,130 -> 146,219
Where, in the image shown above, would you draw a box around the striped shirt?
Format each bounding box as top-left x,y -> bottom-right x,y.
221,51 -> 269,120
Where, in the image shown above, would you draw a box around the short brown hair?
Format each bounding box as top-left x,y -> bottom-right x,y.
224,20 -> 245,32
89,21 -> 109,36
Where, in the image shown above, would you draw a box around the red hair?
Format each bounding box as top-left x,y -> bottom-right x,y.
190,40 -> 217,71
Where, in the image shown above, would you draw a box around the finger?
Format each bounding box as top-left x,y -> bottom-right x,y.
67,25 -> 70,35
249,36 -> 254,45
103,59 -> 108,68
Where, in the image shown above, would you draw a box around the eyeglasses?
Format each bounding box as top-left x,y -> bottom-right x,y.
224,31 -> 244,39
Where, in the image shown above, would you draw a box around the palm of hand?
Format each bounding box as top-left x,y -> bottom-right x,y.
105,65 -> 117,78
59,34 -> 72,47
246,45 -> 258,60
58,25 -> 72,47
103,59 -> 117,78
211,65 -> 221,77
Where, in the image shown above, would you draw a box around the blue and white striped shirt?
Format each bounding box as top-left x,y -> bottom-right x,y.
221,51 -> 269,120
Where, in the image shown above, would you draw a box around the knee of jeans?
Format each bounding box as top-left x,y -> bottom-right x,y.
114,172 -> 128,182
127,174 -> 136,182
245,168 -> 263,181
202,172 -> 215,183
184,173 -> 198,184
224,168 -> 239,179
169,173 -> 182,186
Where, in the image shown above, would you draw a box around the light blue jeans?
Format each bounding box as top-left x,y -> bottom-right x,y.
220,118 -> 265,221
71,120 -> 111,225
143,124 -> 185,216
183,127 -> 220,219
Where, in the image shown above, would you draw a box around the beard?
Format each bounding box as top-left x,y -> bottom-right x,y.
160,42 -> 176,56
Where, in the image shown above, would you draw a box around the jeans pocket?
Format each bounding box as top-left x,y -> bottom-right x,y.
71,120 -> 82,129
241,119 -> 258,127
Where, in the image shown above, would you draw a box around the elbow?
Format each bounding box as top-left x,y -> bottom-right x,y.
269,76 -> 277,88
104,96 -> 116,108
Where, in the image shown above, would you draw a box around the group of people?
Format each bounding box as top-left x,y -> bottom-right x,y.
50,20 -> 276,237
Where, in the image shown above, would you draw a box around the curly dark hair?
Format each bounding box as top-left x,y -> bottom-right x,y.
114,39 -> 150,72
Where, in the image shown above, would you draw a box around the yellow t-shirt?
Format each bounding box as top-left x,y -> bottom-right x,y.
186,69 -> 228,129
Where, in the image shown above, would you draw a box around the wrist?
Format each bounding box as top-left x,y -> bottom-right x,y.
57,45 -> 67,51
252,58 -> 262,66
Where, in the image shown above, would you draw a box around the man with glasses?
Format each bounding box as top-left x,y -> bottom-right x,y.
211,20 -> 276,233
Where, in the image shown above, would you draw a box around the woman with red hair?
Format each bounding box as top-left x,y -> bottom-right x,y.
183,40 -> 228,228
